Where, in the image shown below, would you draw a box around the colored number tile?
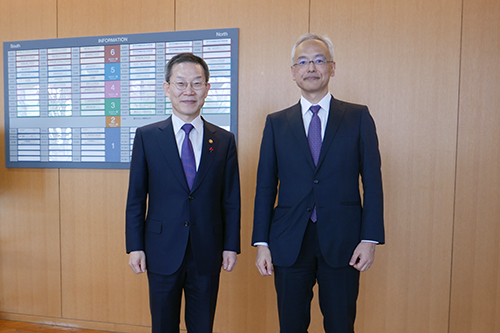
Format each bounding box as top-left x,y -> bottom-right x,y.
105,45 -> 121,63
105,81 -> 121,98
105,99 -> 121,116
105,63 -> 121,81
106,116 -> 121,128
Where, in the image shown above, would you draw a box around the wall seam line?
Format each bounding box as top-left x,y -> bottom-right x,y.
58,168 -> 63,319
308,0 -> 312,33
174,0 -> 177,31
55,0 -> 64,319
447,0 -> 465,331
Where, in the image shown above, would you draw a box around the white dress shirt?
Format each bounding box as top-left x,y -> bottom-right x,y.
300,93 -> 331,140
171,114 -> 203,171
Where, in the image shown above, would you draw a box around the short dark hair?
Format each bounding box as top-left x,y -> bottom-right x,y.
164,53 -> 210,83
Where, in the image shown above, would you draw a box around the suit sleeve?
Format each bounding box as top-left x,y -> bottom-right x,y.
252,115 -> 279,245
125,128 -> 148,253
222,133 -> 241,253
359,108 -> 385,244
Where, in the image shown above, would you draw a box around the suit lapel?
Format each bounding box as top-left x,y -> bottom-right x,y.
286,102 -> 316,170
156,117 -> 190,190
190,119 -> 218,192
317,97 -> 346,169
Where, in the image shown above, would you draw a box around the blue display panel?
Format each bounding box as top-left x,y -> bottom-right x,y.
3,28 -> 238,169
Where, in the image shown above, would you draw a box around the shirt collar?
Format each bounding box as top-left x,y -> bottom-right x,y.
172,113 -> 203,134
300,93 -> 332,116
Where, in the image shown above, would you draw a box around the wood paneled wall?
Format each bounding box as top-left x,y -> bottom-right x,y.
0,0 -> 499,332
450,0 -> 500,332
0,0 -> 61,320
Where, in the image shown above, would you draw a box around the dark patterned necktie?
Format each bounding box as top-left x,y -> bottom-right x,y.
308,105 -> 321,221
308,105 -> 322,166
181,124 -> 196,190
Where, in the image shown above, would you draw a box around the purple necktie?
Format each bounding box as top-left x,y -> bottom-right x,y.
181,124 -> 196,190
308,105 -> 321,222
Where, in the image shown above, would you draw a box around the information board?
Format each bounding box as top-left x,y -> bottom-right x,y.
3,28 -> 238,169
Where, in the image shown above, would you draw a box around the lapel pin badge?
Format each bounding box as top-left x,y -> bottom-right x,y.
209,139 -> 214,153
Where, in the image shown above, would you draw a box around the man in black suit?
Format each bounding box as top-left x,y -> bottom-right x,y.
252,33 -> 384,332
126,53 -> 240,333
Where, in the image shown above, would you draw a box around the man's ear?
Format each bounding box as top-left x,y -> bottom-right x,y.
163,81 -> 170,98
330,62 -> 336,77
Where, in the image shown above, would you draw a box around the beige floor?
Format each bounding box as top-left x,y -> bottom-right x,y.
0,320 -> 113,333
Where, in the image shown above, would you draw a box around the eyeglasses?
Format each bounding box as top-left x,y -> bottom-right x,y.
293,57 -> 333,68
168,81 -> 207,91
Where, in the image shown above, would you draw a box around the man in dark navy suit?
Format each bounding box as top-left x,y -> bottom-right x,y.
126,53 -> 240,333
252,33 -> 384,332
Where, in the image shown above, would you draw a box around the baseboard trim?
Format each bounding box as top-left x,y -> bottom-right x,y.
0,312 -> 150,333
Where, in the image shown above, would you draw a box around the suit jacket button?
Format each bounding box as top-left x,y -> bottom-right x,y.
188,195 -> 194,200
307,207 -> 312,212
184,221 -> 189,226
314,179 -> 319,184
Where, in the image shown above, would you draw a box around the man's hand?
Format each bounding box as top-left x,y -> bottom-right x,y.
129,250 -> 147,274
222,251 -> 238,272
349,242 -> 376,272
255,245 -> 273,276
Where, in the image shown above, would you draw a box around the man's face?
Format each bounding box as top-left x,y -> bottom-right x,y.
163,62 -> 210,123
291,39 -> 335,99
